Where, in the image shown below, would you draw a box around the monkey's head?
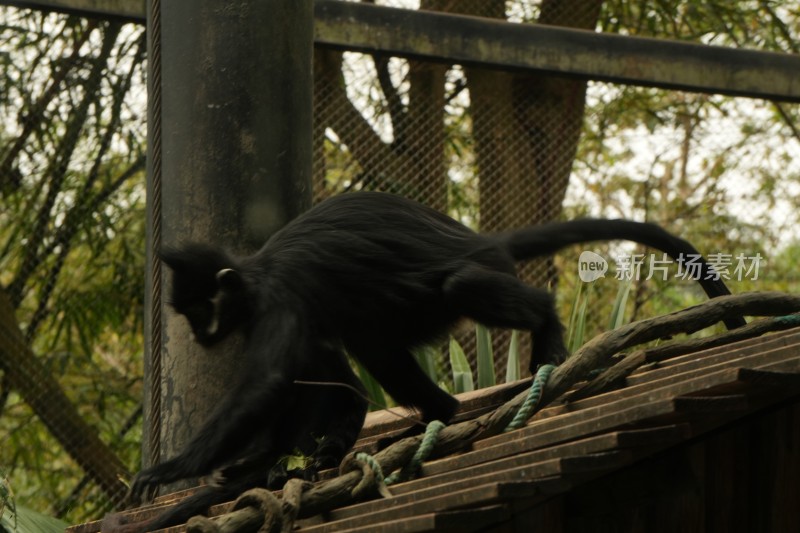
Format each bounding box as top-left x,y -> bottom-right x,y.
160,244 -> 250,346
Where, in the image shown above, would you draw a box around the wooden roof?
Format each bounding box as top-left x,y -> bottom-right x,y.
70,324 -> 800,532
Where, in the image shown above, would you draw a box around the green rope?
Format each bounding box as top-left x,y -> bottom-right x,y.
504,363 -> 556,433
775,313 -> 800,327
354,452 -> 385,485
385,420 -> 445,485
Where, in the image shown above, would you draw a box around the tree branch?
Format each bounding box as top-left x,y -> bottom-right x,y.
314,47 -> 406,178
540,291 -> 800,406
23,31 -> 146,341
0,289 -> 129,502
0,18 -> 98,190
7,21 -> 121,309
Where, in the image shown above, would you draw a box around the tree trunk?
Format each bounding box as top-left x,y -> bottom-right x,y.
460,0 -> 604,370
403,58 -> 447,211
464,0 -> 602,233
312,0 -> 448,210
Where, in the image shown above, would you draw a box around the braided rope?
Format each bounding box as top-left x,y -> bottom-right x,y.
146,0 -> 164,466
775,314 -> 800,327
504,363 -> 556,432
354,452 -> 385,485
385,420 -> 445,485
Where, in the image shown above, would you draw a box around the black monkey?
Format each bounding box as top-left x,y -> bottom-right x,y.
118,192 -> 742,530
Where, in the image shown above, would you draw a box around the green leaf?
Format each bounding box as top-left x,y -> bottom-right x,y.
355,363 -> 387,411
566,280 -> 585,352
448,337 -> 474,394
280,449 -> 312,471
608,279 -> 633,330
505,330 -> 520,383
413,345 -> 441,383
476,324 -> 496,389
567,283 -> 591,353
1,504 -> 68,533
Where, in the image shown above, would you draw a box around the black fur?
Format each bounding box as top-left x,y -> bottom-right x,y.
121,192 -> 742,530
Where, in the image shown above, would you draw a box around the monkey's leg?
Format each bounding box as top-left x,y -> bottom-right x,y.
311,352 -> 369,467
349,343 -> 459,448
443,266 -> 568,371
268,350 -> 369,487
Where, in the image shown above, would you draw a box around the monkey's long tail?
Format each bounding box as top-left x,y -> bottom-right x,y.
502,219 -> 746,330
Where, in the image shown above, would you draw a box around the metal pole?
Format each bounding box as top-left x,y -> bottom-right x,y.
144,0 -> 312,480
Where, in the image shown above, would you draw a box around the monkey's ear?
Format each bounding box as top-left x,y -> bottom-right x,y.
216,268 -> 243,291
159,247 -> 188,271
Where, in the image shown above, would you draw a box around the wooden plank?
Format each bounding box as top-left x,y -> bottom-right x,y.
477,356 -> 798,454
298,460 -> 567,528
110,397 -> 655,531
301,429 -> 687,528
340,504 -> 510,533
73,352 -> 799,532
569,328 -> 800,401
78,368 -> 798,532
537,344 -> 800,420
737,366 -> 800,388
480,397 -> 679,449
633,327 -> 800,376
358,380 -> 527,440
628,335 -> 800,386
422,393 -> 753,491
303,428 -> 680,527
360,371 -> 796,524
672,394 -> 749,414
419,424 -> 688,479
299,452 -> 634,531
297,481 -> 540,532
393,450 -> 630,498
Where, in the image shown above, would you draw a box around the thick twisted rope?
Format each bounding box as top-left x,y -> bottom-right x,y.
504,363 -> 556,432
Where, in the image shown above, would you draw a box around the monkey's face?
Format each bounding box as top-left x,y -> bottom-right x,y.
160,243 -> 248,346
173,297 -> 219,346
170,268 -> 246,347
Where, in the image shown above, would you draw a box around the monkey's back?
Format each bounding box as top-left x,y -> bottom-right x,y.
256,192 -> 512,345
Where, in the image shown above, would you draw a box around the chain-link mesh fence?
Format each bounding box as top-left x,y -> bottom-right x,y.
0,10 -> 146,520
1,0 -> 799,525
314,0 -> 800,378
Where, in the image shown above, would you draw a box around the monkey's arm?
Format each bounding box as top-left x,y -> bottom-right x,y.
130,311 -> 307,500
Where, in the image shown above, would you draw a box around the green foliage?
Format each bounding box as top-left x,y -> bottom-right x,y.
475,324 -> 496,389
0,8 -> 146,522
505,330 -> 520,383
278,449 -> 313,472
448,337 -> 474,394
1,504 -> 69,533
608,279 -> 633,330
354,360 -> 388,411
413,345 -> 441,384
358,323 -> 526,410
0,474 -> 14,532
566,281 -> 590,354
0,473 -> 67,533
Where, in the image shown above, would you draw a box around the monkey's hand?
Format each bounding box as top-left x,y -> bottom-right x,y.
128,454 -> 208,505
127,467 -> 162,506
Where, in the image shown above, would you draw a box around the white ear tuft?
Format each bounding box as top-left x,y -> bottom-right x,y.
216,268 -> 235,281
215,268 -> 243,291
